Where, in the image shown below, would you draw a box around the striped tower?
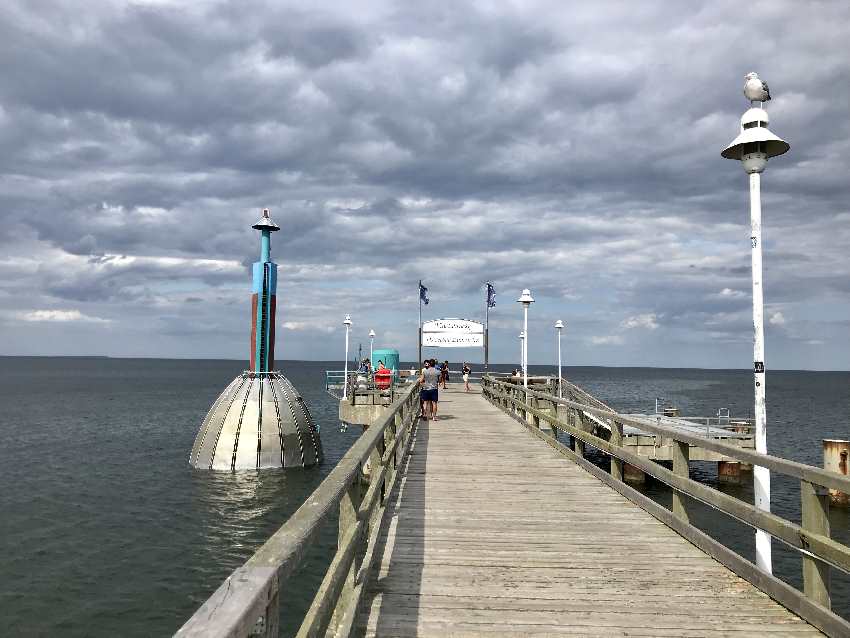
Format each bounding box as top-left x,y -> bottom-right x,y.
189,209 -> 323,471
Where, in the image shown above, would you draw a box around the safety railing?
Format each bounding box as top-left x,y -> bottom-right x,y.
481,375 -> 850,637
325,369 -> 410,402
176,381 -> 421,638
675,415 -> 756,434
466,370 -> 513,381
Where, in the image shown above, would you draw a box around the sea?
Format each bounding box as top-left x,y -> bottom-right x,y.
1,357 -> 849,636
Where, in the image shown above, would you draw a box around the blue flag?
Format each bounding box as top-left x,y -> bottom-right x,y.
419,280 -> 429,305
486,282 -> 496,308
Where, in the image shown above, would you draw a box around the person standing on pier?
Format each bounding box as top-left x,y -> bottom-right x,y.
462,362 -> 471,392
419,359 -> 440,420
439,360 -> 449,388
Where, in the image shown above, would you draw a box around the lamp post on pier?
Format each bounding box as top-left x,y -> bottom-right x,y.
342,314 -> 352,399
721,72 -> 789,574
555,320 -> 564,398
369,329 -> 375,362
518,332 -> 525,372
517,289 -> 534,388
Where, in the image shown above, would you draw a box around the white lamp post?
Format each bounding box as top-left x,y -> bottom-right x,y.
518,332 -> 525,371
554,320 -> 564,398
342,314 -> 352,399
368,329 -> 375,362
721,72 -> 789,575
517,289 -> 534,388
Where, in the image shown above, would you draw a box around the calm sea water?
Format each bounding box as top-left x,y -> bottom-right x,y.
1,357 -> 849,636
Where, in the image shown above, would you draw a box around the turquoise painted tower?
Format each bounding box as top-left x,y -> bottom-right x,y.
372,348 -> 400,378
250,208 -> 279,372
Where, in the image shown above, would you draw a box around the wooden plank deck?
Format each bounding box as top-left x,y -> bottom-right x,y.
358,385 -> 822,637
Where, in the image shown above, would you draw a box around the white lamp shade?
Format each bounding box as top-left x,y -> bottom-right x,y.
722,108 -> 789,160
517,289 -> 535,304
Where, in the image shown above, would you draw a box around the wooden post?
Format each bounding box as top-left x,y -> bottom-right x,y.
532,396 -> 540,429
610,420 -> 623,482
801,480 -> 830,608
331,477 -> 363,630
391,412 -> 401,474
260,577 -> 280,638
574,411 -> 586,458
521,387 -> 528,423
371,437 -> 386,516
672,440 -> 690,523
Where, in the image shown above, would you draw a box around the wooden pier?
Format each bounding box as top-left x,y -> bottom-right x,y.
361,387 -> 818,636
178,377 -> 850,638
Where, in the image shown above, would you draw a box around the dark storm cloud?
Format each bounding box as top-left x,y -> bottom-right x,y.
1,0 -> 849,367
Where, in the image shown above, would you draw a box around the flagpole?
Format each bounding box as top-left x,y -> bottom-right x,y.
484,282 -> 489,371
418,280 -> 422,367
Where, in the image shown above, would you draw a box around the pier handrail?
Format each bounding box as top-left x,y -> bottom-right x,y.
176,381 -> 421,638
482,374 -> 850,637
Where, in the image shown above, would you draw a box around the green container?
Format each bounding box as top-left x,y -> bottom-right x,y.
372,348 -> 400,379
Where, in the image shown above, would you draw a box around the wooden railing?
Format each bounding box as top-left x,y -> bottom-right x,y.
176,382 -> 421,638
482,375 -> 850,638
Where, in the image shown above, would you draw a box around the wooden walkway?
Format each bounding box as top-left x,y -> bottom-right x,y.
359,385 -> 822,637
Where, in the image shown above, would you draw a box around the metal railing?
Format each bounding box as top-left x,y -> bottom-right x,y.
176,382 -> 421,638
673,415 -> 756,433
325,369 -> 412,402
481,374 -> 850,638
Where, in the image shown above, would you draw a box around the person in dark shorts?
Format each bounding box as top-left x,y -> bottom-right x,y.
419,359 -> 441,420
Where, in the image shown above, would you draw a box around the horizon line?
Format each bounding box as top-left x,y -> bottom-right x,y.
0,354 -> 846,373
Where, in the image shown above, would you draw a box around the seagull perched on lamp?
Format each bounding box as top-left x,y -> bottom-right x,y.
744,72 -> 771,104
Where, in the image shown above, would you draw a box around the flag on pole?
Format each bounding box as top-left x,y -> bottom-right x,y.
419,281 -> 429,305
486,282 -> 496,308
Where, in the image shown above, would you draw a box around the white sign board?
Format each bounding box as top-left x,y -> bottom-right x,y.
422,318 -> 484,348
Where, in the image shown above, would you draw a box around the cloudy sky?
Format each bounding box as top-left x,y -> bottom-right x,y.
1,0 -> 849,369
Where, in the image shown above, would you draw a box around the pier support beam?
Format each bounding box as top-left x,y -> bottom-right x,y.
623,463 -> 646,484
718,461 -> 742,485
823,439 -> 850,506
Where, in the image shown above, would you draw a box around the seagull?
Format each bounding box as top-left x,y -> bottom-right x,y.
744,72 -> 771,103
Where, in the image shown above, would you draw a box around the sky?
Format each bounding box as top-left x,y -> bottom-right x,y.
1,0 -> 849,370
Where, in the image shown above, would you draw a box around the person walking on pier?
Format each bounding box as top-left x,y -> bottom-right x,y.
439,360 -> 449,388
462,362 -> 471,392
419,359 -> 440,421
